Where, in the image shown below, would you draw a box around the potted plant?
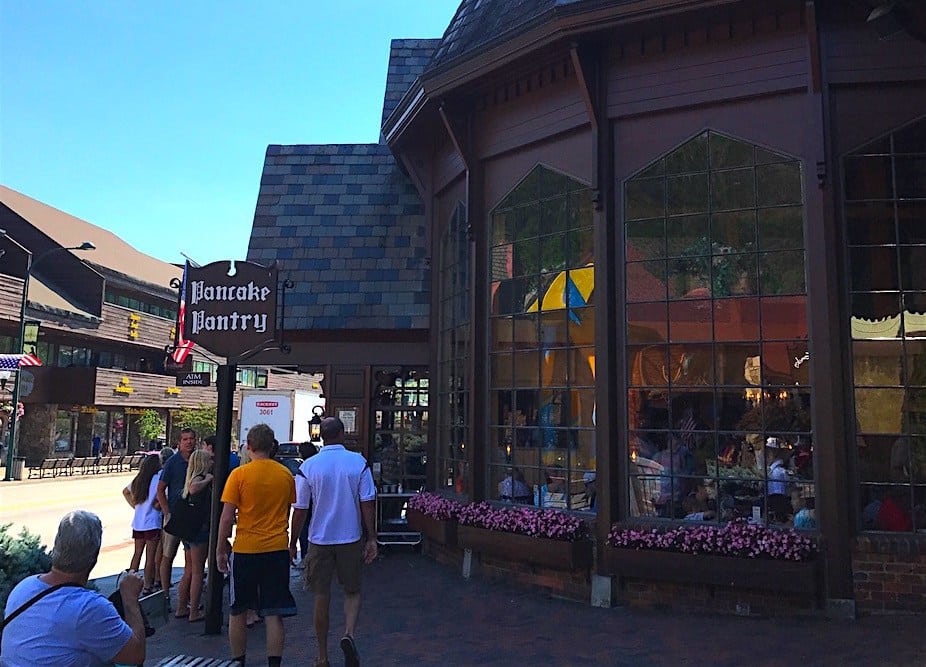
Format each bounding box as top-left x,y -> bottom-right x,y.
456,502 -> 592,570
603,520 -> 818,594
406,492 -> 461,546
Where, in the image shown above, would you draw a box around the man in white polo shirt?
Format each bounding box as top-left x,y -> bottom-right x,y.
290,417 -> 377,667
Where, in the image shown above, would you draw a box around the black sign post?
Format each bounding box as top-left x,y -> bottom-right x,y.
173,260 -> 280,636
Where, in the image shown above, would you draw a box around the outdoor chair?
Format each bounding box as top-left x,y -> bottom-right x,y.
70,457 -> 90,475
28,459 -> 57,479
108,454 -> 125,473
95,455 -> 113,473
126,453 -> 144,470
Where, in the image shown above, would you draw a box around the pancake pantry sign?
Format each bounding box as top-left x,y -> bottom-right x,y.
182,261 -> 279,358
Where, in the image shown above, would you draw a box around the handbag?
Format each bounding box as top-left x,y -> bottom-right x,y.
164,491 -> 208,542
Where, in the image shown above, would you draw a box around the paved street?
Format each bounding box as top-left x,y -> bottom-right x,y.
0,470 -> 139,577
2,472 -> 926,666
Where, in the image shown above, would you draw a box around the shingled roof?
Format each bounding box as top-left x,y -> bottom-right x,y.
381,38 -> 441,130
247,143 -> 428,331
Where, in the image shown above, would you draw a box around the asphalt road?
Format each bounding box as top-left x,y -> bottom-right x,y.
0,470 -> 141,579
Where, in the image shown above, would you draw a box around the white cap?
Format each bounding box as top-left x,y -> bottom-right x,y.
766,437 -> 780,448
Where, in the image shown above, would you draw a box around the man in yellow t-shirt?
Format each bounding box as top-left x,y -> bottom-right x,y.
217,424 -> 296,667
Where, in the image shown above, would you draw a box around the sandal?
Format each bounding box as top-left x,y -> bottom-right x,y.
140,587 -> 154,597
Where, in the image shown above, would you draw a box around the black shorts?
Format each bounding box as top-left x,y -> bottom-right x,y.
229,550 -> 296,617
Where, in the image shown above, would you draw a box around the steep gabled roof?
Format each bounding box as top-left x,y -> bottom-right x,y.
247,143 -> 429,331
381,38 -> 442,131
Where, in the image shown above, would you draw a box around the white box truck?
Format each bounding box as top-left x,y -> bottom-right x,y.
238,388 -> 324,445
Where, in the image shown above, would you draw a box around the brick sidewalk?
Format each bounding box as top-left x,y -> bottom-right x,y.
143,550 -> 926,666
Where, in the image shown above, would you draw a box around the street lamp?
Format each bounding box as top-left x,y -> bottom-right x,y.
309,405 -> 324,443
2,234 -> 96,480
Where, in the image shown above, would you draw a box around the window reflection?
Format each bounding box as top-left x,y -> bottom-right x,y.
625,130 -> 812,526
489,165 -> 596,511
848,116 -> 926,532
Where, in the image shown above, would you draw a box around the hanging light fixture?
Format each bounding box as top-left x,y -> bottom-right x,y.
309,405 -> 324,443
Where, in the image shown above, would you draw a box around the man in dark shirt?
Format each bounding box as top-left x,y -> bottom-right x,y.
156,428 -> 196,613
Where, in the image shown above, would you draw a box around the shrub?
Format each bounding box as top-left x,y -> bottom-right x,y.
0,523 -> 51,616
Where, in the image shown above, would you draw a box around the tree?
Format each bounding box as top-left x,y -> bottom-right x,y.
171,404 -> 217,440
136,410 -> 165,444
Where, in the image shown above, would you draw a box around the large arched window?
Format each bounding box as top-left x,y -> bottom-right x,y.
488,165 -> 596,511
437,203 -> 470,494
624,130 -> 812,525
847,116 -> 926,533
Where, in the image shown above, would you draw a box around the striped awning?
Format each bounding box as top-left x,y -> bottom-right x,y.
0,353 -> 42,369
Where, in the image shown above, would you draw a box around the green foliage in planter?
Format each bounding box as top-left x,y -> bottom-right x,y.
0,523 -> 51,616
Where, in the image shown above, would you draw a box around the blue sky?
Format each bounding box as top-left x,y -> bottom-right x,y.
0,0 -> 460,265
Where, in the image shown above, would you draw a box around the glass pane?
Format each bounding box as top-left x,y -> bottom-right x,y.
849,246 -> 898,292
628,345 -> 669,387
851,292 -> 901,329
492,211 -> 515,245
844,155 -> 894,200
512,313 -> 538,347
669,343 -> 713,386
540,197 -> 568,236
759,251 -> 805,295
761,296 -> 808,340
853,339 -> 903,386
667,174 -> 709,216
894,119 -> 926,153
900,246 -> 926,290
710,133 -> 754,169
905,341 -> 926,385
513,349 -> 539,387
491,352 -> 513,387
626,261 -> 666,302
567,307 -> 595,346
569,190 -> 594,229
637,158 -> 665,179
756,147 -> 793,164
628,389 -> 670,429
715,342 -> 761,385
568,347 -> 596,386
668,300 -> 712,342
490,245 -> 513,282
714,297 -> 759,341
898,201 -> 926,245
566,227 -> 594,267
711,168 -> 755,211
856,387 -> 905,433
762,342 -> 810,386
627,302 -> 668,343
904,295 -> 926,338
895,156 -> 926,198
756,162 -> 802,206
539,234 -> 566,273
626,218 -> 666,260
539,310 -> 568,346
513,238 -> 538,276
568,388 -> 596,428
491,317 -> 512,351
666,132 -> 708,174
625,178 -> 665,220
541,168 -> 575,198
716,389 -> 751,431
845,201 -> 895,246
712,210 -> 755,250
757,206 -> 803,251
668,256 -> 710,299
666,214 -> 709,258
713,253 -> 757,297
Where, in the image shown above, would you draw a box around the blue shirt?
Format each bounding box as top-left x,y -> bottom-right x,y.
229,451 -> 241,471
0,575 -> 133,666
160,451 -> 189,510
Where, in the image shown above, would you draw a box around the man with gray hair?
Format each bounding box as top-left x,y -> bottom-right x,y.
0,510 -> 147,665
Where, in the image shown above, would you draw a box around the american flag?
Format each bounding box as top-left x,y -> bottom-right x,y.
171,262 -> 194,364
0,353 -> 42,369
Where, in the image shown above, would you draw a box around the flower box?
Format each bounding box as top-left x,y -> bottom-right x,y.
406,508 -> 457,546
601,547 -> 819,595
458,525 -> 593,570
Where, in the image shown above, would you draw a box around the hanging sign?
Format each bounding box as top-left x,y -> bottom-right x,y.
182,261 -> 278,359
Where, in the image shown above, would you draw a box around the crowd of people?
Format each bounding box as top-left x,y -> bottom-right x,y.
0,417 -> 378,667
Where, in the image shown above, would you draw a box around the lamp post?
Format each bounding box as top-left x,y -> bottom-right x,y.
3,236 -> 96,481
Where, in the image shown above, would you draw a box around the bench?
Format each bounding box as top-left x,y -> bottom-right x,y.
107,454 -> 125,473
126,453 -> 144,470
69,457 -> 90,475
153,657 -> 239,666
27,458 -> 66,479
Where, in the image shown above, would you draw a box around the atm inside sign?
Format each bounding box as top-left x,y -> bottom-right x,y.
176,372 -> 211,387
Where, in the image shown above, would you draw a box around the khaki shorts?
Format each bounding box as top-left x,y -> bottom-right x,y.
306,540 -> 363,595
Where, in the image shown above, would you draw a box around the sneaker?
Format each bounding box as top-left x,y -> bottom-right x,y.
340,635 -> 359,667
292,558 -> 306,569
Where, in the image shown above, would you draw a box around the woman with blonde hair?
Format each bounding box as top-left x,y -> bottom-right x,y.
122,454 -> 162,595
176,448 -> 213,622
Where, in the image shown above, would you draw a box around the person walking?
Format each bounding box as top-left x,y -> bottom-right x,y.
290,417 -> 377,667
122,454 -> 163,595
216,424 -> 296,666
176,449 -> 213,622
156,428 -> 196,612
0,510 -> 147,666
